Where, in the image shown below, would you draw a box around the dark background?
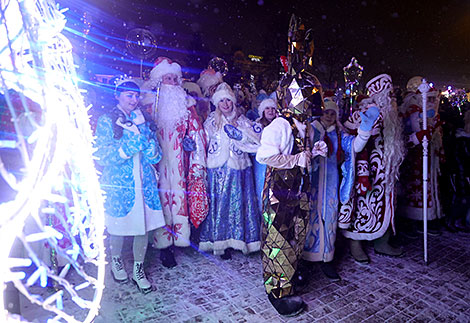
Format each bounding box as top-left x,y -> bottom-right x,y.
59,0 -> 470,89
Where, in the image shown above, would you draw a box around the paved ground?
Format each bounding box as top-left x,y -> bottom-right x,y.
19,228 -> 470,322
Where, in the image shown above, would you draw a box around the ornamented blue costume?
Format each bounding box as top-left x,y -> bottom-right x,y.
253,157 -> 267,212
95,108 -> 165,236
303,120 -> 356,262
199,112 -> 262,255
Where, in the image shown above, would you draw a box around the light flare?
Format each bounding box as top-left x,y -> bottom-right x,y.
0,0 -> 106,322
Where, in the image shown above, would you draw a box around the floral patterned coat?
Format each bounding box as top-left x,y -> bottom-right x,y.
95,109 -> 163,219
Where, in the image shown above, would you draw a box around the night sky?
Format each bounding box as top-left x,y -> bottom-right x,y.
60,0 -> 470,89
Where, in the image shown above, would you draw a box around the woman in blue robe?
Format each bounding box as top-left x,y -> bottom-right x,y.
95,79 -> 164,293
198,83 -> 261,259
303,98 -> 375,280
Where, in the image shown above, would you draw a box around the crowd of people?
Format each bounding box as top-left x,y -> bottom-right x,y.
92,56 -> 470,316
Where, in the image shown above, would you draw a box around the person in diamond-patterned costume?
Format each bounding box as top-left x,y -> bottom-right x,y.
256,71 -> 328,316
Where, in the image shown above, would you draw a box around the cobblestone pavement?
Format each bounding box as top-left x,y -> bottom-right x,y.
20,229 -> 470,322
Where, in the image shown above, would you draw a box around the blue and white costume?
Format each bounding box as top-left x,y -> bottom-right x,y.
95,108 -> 165,236
303,119 -> 370,261
199,112 -> 262,255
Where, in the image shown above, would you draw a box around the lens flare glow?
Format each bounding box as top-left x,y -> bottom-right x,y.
0,0 -> 105,322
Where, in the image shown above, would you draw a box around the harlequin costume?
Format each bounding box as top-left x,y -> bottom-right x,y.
256,70 -> 328,316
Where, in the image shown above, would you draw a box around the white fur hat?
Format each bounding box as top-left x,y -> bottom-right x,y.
182,81 -> 202,97
323,98 -> 339,116
150,57 -> 182,82
211,82 -> 236,106
197,69 -> 223,97
258,98 -> 277,118
406,76 -> 423,92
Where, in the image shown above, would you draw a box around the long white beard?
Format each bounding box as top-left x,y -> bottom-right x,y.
361,92 -> 405,195
156,84 -> 189,131
381,97 -> 405,195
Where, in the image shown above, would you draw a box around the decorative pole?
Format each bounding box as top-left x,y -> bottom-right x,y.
153,81 -> 161,122
343,57 -> 363,116
418,79 -> 430,263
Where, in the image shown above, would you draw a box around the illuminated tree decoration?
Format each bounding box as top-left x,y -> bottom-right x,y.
0,0 -> 106,322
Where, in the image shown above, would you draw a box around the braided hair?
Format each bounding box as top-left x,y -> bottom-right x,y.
110,107 -> 132,139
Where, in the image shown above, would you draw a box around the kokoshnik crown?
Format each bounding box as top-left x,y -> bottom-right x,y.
366,74 -> 392,97
112,74 -> 140,93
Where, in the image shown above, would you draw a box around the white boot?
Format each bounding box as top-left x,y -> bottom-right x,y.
111,256 -> 128,283
132,262 -> 152,294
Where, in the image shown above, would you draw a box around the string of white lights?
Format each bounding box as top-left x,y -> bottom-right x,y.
0,0 -> 106,322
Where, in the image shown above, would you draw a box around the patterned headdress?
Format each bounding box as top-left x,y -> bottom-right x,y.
366,74 -> 392,97
113,75 -> 140,95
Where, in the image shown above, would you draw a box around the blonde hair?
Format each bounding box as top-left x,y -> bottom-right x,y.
213,102 -> 240,129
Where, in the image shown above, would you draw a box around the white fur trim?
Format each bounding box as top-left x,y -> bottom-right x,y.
400,206 -> 440,221
353,128 -> 371,153
132,109 -> 145,125
115,117 -> 140,135
182,81 -> 202,97
197,71 -> 223,96
198,239 -> 260,255
323,99 -> 339,117
409,132 -> 420,146
292,118 -> 306,139
456,129 -> 470,138
150,60 -> 182,82
186,96 -> 196,107
211,82 -> 236,106
258,98 -> 276,118
256,117 -> 293,161
312,119 -> 325,132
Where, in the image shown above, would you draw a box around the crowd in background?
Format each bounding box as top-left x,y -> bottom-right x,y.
88,56 -> 470,313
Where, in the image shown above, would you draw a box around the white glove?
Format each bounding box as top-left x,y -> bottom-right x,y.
312,140 -> 328,157
296,150 -> 312,168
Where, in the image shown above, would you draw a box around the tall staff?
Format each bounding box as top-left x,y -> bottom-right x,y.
418,79 -> 430,263
152,81 -> 161,122
343,57 -> 363,116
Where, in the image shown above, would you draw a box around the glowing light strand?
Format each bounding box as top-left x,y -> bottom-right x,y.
0,0 -> 106,322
